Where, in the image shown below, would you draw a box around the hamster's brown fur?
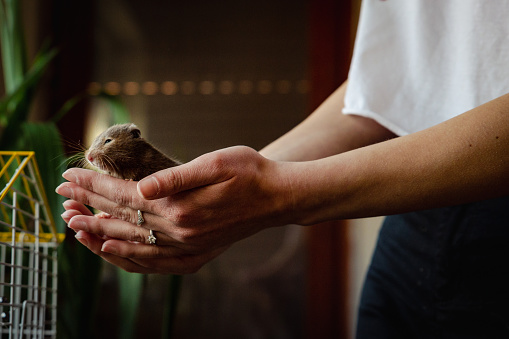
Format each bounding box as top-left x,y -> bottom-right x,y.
85,123 -> 180,181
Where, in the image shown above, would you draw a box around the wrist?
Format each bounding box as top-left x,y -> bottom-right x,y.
272,158 -> 353,226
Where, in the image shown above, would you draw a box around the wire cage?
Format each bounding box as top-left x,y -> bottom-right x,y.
0,152 -> 64,339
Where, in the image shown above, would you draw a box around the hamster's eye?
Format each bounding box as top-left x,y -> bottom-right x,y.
104,139 -> 112,145
131,128 -> 141,139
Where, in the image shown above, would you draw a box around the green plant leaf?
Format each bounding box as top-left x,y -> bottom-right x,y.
95,92 -> 132,125
57,236 -> 103,339
163,275 -> 183,339
19,121 -> 66,232
118,269 -> 145,339
0,0 -> 28,94
0,46 -> 58,149
51,92 -> 88,123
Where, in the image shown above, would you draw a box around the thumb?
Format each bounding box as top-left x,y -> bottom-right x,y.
137,156 -> 231,200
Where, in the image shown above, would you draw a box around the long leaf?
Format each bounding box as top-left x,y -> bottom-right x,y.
0,47 -> 58,149
0,0 -> 27,94
51,92 -> 88,123
118,269 -> 145,339
51,89 -> 132,125
19,121 -> 66,232
0,46 -> 56,116
163,275 -> 183,339
96,92 -> 132,125
58,236 -> 103,339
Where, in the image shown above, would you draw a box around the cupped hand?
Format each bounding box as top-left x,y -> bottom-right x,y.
56,146 -> 296,274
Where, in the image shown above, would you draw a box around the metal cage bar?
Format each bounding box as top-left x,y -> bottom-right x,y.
0,152 -> 64,338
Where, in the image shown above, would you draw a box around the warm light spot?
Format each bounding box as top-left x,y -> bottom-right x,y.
218,80 -> 234,95
90,79 -> 309,97
142,81 -> 158,95
257,80 -> 272,94
87,82 -> 102,95
238,80 -> 254,94
161,81 -> 178,95
104,82 -> 121,95
124,82 -> 140,95
276,80 -> 291,94
199,81 -> 215,95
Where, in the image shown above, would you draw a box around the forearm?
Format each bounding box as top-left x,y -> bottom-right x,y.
260,81 -> 396,161
286,93 -> 509,225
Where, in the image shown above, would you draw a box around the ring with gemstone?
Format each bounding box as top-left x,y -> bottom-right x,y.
137,210 -> 145,226
147,229 -> 157,245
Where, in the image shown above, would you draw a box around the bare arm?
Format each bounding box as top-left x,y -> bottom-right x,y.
56,86 -> 509,274
260,81 -> 397,161
287,92 -> 509,224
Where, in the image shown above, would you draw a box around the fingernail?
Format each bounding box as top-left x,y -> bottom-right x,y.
75,233 -> 89,247
68,218 -> 87,231
138,176 -> 159,199
55,184 -> 73,198
61,211 -> 73,223
101,242 -> 118,255
62,169 -> 78,183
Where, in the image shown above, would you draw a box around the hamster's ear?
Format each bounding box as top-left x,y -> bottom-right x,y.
129,124 -> 141,138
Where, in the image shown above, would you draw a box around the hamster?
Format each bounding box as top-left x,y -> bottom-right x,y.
85,123 -> 181,181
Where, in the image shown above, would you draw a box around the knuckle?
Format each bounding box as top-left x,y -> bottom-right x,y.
161,170 -> 185,193
114,206 -> 136,224
111,188 -> 134,207
92,218 -> 106,234
87,172 -> 113,195
207,151 -> 228,170
170,205 -> 196,227
69,186 -> 92,206
179,229 -> 195,242
159,206 -> 173,220
174,227 -> 199,244
159,201 -> 182,221
172,210 -> 188,226
128,227 -> 146,243
173,228 -> 189,242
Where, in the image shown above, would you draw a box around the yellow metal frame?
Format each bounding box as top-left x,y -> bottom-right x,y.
0,151 -> 65,244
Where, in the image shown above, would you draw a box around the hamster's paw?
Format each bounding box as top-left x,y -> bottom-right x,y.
95,212 -> 113,219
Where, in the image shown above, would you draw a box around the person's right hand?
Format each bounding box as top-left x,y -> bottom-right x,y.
57,146 -> 298,274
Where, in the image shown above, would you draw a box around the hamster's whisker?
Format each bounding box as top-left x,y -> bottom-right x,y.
78,158 -> 90,170
100,155 -> 113,172
104,154 -> 121,176
63,138 -> 87,153
59,152 -> 85,168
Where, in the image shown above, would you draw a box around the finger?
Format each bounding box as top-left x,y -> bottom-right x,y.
68,215 -> 178,246
137,149 -> 239,199
61,209 -> 85,224
103,239 -> 228,274
75,231 -> 156,274
61,168 -> 149,210
63,200 -> 94,216
101,238 -> 184,258
57,182 -> 143,224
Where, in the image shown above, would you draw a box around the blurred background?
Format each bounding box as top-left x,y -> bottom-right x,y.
1,0 -> 384,338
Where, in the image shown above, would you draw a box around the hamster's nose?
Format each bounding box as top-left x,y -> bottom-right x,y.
87,154 -> 94,162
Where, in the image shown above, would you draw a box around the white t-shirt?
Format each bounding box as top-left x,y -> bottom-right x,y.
343,0 -> 509,136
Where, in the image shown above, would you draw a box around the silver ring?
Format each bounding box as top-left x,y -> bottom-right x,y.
137,210 -> 145,226
147,229 -> 157,245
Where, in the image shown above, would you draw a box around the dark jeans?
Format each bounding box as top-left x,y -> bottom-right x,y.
356,196 -> 509,339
